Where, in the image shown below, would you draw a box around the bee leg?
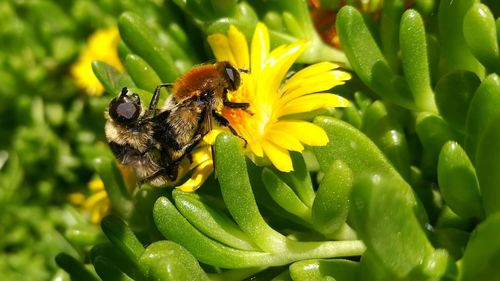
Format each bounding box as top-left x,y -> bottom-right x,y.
212,110 -> 248,146
148,83 -> 173,113
223,101 -> 250,110
222,89 -> 253,115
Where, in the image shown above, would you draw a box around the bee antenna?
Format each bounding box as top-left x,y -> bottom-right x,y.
238,68 -> 250,73
120,87 -> 128,97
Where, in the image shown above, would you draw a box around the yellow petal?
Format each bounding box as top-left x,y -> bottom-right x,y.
271,121 -> 329,146
83,190 -> 108,210
189,146 -> 212,169
281,70 -> 351,103
277,93 -> 350,116
177,161 -> 214,192
68,193 -> 86,205
228,25 -> 249,69
251,22 -> 270,74
261,140 -> 294,172
248,139 -> 264,157
265,128 -> 304,152
262,41 -> 308,98
208,34 -> 236,66
286,62 -> 338,83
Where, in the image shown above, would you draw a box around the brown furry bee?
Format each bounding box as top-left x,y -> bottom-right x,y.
104,61 -> 249,186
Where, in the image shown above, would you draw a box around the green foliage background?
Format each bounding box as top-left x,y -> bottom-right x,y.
2,0 -> 500,280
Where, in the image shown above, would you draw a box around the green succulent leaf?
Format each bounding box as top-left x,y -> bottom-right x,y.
361,101 -> 411,180
55,253 -> 100,281
118,12 -> 180,83
434,70 -> 480,132
214,132 -> 288,253
400,9 -> 437,113
94,157 -> 133,218
465,73 -> 500,160
153,196 -> 275,268
379,0 -> 405,71
93,256 -> 135,281
138,241 -> 211,281
463,3 -> 499,72
289,259 -> 359,281
337,6 -> 414,110
461,213 -> 500,281
262,168 -> 312,221
172,190 -> 258,251
92,61 -> 135,95
312,160 -> 353,236
124,54 -> 162,93
350,173 -> 434,279
475,113 -> 500,216
438,0 -> 484,77
437,141 -> 483,219
416,113 -> 461,177
100,216 -> 144,263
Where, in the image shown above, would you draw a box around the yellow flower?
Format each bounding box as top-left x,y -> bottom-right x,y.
208,23 -> 351,172
175,130 -> 219,192
69,178 -> 110,224
71,27 -> 123,96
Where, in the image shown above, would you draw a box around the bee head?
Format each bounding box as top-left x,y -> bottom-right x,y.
109,87 -> 142,124
221,62 -> 241,91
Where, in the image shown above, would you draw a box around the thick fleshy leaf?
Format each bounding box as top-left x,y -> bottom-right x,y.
438,0 -> 484,77
262,168 -> 311,220
465,74 -> 500,159
337,6 -> 414,110
172,190 -> 258,251
400,9 -> 437,112
153,196 -> 274,268
118,12 -> 180,82
313,116 -> 429,226
55,253 -> 100,281
416,113 -> 460,177
435,71 -> 480,132
350,173 -> 434,278
92,61 -> 135,95
461,213 -> 500,281
475,113 -> 500,216
289,259 -> 359,281
100,216 -> 144,262
362,101 -> 411,180
93,157 -> 133,218
463,3 -> 500,71
312,160 -> 353,235
124,54 -> 162,94
438,141 -> 483,219
139,241 -> 211,281
379,0 -> 405,71
215,133 -> 289,253
93,256 -> 134,281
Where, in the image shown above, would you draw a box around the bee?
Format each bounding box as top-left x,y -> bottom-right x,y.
104,61 -> 249,186
104,87 -> 168,186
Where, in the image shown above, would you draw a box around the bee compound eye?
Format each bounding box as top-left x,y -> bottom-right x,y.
224,64 -> 241,90
116,102 -> 139,121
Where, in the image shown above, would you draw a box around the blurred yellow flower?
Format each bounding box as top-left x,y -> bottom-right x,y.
69,178 -> 110,224
208,23 -> 351,172
71,27 -> 123,96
